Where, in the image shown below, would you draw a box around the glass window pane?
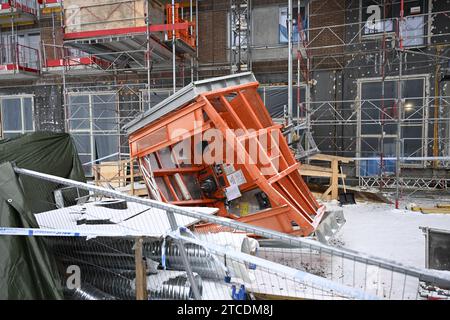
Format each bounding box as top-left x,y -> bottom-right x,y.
402,125 -> 422,139
93,94 -> 117,131
72,134 -> 91,155
404,79 -> 424,99
2,98 -> 22,131
148,90 -> 171,110
23,98 -> 33,131
359,137 -> 395,176
69,95 -> 90,130
94,135 -> 119,160
403,138 -> 422,158
279,6 -> 306,43
264,87 -> 287,119
402,16 -> 425,47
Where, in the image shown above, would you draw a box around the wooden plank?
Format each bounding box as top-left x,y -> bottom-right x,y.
300,164 -> 333,173
411,206 -> 450,214
97,161 -> 123,188
420,208 -> 450,214
300,170 -> 329,178
309,153 -> 353,163
299,168 -> 346,179
130,157 -> 135,196
134,238 -> 148,300
251,292 -> 308,300
331,159 -> 339,200
321,185 -> 333,200
64,0 -> 164,34
130,188 -> 149,196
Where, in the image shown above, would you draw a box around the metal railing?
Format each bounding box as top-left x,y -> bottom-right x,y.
4,166 -> 450,300
0,43 -> 40,70
1,0 -> 38,14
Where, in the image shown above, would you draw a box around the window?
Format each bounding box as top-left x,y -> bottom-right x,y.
68,92 -> 119,175
258,85 -> 307,121
0,96 -> 35,139
0,30 -> 41,69
358,76 -> 428,176
361,0 -> 427,47
279,5 -> 307,44
141,89 -> 173,112
362,0 -> 395,35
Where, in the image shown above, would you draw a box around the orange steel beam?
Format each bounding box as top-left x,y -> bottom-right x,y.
129,80 -> 325,236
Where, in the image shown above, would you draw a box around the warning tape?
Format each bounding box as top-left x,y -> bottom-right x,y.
0,227 -> 143,238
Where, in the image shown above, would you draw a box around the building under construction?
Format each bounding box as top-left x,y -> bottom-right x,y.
0,1 -> 449,190
0,0 -> 449,301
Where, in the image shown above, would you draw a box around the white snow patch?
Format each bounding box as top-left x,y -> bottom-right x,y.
336,203 -> 450,268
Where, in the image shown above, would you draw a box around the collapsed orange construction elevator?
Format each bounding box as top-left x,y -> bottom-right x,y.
125,73 -> 328,237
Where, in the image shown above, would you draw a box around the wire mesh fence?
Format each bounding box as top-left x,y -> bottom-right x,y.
4,166 -> 450,300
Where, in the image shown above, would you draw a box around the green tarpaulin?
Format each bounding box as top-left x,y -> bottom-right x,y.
0,132 -> 86,299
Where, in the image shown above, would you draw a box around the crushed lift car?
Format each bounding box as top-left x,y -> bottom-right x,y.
124,72 -> 345,242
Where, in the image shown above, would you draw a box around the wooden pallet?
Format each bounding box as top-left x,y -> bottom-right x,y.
93,158 -> 146,196
299,154 -> 353,201
411,205 -> 450,214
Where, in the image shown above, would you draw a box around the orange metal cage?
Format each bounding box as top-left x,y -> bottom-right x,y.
128,74 -> 325,236
166,3 -> 196,48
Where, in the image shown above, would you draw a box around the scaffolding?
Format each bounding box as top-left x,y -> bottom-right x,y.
38,0 -> 198,176
280,0 -> 450,207
0,0 -> 448,201
0,0 -> 40,79
229,0 -> 251,73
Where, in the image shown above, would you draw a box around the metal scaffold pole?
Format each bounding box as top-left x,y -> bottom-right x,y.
305,1 -> 311,164
146,0 -> 151,110
396,0 -> 405,209
172,0 -> 177,93
60,2 -> 69,133
288,0 -> 293,142
195,0 -> 199,81
379,0 -> 387,191
190,0 -> 194,83
230,0 -> 251,74
297,0 -> 302,141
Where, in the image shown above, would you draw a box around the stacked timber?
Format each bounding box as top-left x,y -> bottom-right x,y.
64,0 -> 165,36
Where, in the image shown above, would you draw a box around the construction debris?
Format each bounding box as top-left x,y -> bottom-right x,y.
1,0 -> 450,303
411,205 -> 450,214
125,72 -> 344,240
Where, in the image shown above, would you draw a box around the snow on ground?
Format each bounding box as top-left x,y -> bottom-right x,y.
255,196 -> 450,299
333,202 -> 450,268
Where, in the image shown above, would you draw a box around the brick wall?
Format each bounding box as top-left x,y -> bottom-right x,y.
196,0 -> 346,80
308,0 -> 345,70
198,9 -> 228,65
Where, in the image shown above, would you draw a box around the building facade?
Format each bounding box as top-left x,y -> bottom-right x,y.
0,0 -> 448,186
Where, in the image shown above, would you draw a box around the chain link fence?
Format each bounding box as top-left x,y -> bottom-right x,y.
3,166 -> 450,300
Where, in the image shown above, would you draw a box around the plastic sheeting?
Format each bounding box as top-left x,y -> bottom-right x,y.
0,132 -> 86,299
0,132 -> 86,213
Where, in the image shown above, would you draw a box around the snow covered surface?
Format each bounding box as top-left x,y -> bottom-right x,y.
35,201 -> 218,237
256,198 -> 450,300
333,202 -> 450,268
